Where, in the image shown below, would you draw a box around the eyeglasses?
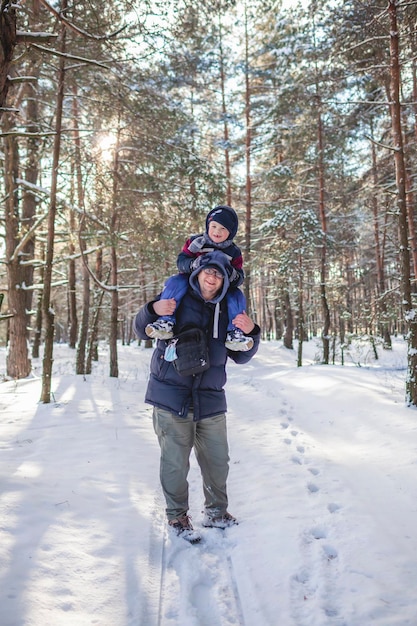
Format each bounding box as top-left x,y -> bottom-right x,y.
203,267 -> 224,279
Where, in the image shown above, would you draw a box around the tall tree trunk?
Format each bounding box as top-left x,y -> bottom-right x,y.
40,1 -> 67,402
22,56 -> 40,333
32,242 -> 44,359
109,246 -> 119,378
344,250 -> 354,334
3,114 -> 32,378
86,246 -> 104,371
316,94 -> 330,363
370,122 -> 391,349
75,216 -> 90,375
109,127 -> 121,378
401,109 -> 417,288
68,156 -> 77,349
218,13 -> 232,206
0,0 -> 17,115
413,54 -> 417,145
68,197 -> 78,348
388,1 -> 417,405
86,275 -> 105,375
297,252 -> 304,367
283,289 -> 293,349
70,89 -> 87,353
73,91 -> 91,375
20,0 -> 43,323
243,2 -> 252,313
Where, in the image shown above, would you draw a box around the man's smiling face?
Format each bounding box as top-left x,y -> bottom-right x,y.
198,267 -> 224,301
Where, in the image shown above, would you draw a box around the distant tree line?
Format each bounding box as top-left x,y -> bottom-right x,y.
1,0 -> 417,404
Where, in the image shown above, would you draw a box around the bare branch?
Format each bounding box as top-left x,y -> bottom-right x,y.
29,43 -> 111,70
9,213 -> 49,263
37,0 -> 127,40
365,134 -> 400,152
78,214 -> 115,293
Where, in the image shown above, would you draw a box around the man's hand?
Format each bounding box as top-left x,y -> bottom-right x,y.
153,298 -> 176,316
232,311 -> 255,334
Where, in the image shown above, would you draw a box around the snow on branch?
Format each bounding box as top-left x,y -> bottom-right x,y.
0,107 -> 19,114
16,178 -> 50,197
365,134 -> 399,152
30,279 -> 69,291
30,43 -> 111,70
37,0 -> 126,41
0,129 -> 56,137
16,31 -> 58,44
9,212 -> 49,263
7,75 -> 38,83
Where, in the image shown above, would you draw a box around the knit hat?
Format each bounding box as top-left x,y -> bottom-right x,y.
206,205 -> 238,240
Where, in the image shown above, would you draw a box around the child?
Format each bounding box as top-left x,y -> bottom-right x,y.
145,205 -> 253,351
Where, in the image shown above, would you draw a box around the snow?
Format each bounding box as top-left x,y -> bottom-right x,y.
1,336 -> 417,626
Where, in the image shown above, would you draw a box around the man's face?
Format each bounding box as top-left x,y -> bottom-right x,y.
198,267 -> 224,300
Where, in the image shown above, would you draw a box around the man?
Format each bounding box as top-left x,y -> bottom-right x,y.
134,250 -> 260,543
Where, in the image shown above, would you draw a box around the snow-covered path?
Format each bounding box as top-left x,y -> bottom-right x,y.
1,339 -> 416,626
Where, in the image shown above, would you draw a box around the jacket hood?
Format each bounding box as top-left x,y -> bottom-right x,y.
189,250 -> 231,303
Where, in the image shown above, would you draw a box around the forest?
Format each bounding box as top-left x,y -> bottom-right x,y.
1,0 -> 417,403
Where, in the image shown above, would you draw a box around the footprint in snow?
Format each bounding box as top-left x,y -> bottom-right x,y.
324,606 -> 340,617
323,545 -> 338,560
327,502 -> 341,514
311,527 -> 327,540
293,569 -> 309,585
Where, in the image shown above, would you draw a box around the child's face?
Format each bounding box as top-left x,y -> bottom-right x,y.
208,220 -> 230,243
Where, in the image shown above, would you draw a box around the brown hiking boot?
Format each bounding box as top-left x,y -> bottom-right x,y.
202,511 -> 238,529
168,514 -> 201,543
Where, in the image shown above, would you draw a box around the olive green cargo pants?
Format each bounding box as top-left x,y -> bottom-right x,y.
152,407 -> 230,520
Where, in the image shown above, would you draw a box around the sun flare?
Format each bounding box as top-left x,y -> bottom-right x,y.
95,133 -> 117,161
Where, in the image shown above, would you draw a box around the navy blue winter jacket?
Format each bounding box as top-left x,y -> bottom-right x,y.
134,260 -> 260,421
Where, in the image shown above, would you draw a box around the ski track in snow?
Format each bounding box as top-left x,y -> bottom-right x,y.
140,495 -> 244,626
158,530 -> 245,626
